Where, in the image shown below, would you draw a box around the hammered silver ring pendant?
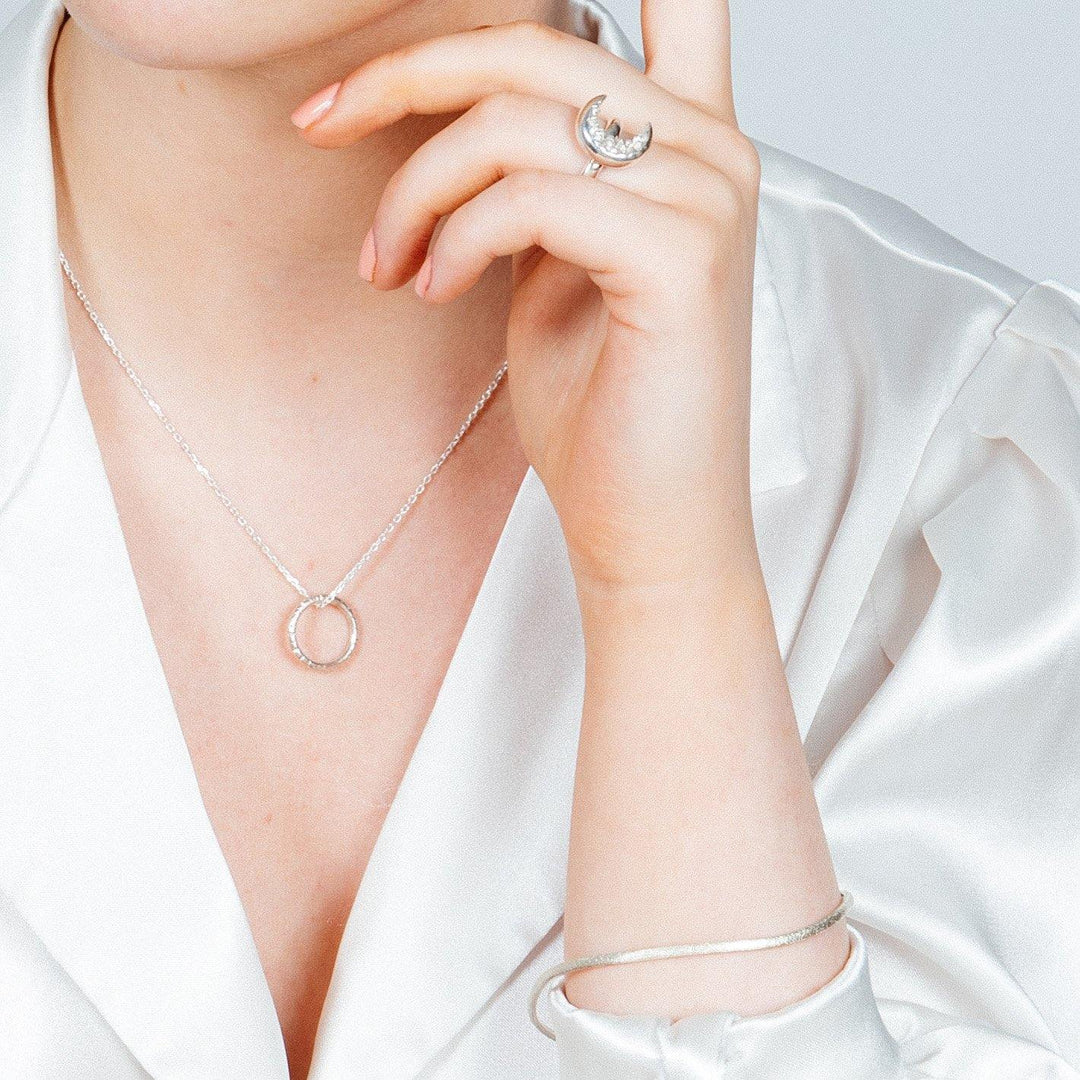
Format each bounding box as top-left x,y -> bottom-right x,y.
287,595 -> 359,670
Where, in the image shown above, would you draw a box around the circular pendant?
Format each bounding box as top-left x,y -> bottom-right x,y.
286,595 -> 359,670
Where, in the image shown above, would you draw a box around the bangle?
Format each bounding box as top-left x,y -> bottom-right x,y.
528,890 -> 853,1039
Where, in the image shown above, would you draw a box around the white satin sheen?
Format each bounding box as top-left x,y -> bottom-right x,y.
1,0 -> 1079,1077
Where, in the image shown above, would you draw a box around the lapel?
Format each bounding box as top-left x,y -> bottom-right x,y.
0,11 -> 289,1079
0,0 -> 809,1077
306,465 -> 585,1079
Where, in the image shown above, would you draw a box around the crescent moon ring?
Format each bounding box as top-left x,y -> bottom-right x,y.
575,94 -> 654,178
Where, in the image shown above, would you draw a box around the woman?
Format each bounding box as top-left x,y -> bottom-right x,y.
0,0 -> 1077,1074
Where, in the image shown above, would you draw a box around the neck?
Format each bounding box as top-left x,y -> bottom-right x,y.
48,0 -> 556,410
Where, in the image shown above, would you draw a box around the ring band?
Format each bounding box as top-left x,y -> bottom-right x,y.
576,93 -> 653,178
287,594 -> 359,669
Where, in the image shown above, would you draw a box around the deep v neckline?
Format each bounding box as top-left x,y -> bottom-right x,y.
0,1 -> 816,1076
5,2 -> 576,1066
63,330 -> 538,1073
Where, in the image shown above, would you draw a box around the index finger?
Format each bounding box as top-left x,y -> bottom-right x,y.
293,22 -> 726,160
641,0 -> 735,121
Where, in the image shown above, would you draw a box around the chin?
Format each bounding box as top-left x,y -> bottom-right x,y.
61,0 -> 402,69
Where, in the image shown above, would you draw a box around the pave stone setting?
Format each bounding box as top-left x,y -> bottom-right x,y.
576,94 -> 653,167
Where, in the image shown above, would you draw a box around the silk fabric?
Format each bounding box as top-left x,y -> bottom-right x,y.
1,0 -> 1079,1076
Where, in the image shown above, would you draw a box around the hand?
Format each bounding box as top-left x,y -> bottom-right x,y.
290,6 -> 850,1022
291,0 -> 760,590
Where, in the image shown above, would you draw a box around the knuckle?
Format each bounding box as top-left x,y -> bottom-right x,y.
379,158 -> 418,220
691,218 -> 726,262
679,214 -> 737,277
709,174 -> 748,229
439,201 -> 476,251
393,35 -> 432,65
384,140 -> 432,204
335,66 -> 365,107
475,90 -> 521,128
346,52 -> 409,114
727,130 -> 762,191
378,167 -> 405,214
507,18 -> 564,47
499,168 -> 543,211
351,46 -> 396,89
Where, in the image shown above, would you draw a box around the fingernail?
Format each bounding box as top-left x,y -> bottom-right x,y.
415,256 -> 434,298
358,227 -> 377,282
291,80 -> 341,128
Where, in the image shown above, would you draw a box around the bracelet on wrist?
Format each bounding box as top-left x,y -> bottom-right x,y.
529,890 -> 853,1039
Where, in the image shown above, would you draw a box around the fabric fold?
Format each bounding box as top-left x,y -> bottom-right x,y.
545,927 -> 910,1079
543,279 -> 1080,1077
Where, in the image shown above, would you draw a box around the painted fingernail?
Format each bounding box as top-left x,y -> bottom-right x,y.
291,80 -> 341,128
358,227 -> 377,282
415,256 -> 434,298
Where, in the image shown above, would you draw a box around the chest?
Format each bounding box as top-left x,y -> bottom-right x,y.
131,482 -> 530,1078
64,342 -> 531,1078
1,297 -> 867,1079
2,339 -> 592,1079
124,514 -> 522,1078
178,681 -> 424,1080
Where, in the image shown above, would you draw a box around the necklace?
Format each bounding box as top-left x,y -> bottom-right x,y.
58,249 -> 508,671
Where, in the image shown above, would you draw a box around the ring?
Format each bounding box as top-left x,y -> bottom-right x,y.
287,594 -> 359,670
576,94 -> 653,178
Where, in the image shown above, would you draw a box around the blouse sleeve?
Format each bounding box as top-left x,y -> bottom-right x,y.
538,280 -> 1080,1080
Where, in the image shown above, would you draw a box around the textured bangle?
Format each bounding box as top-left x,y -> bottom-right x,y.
528,890 -> 853,1039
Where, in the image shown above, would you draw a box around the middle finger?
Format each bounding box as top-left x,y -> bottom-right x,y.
367,91 -> 734,289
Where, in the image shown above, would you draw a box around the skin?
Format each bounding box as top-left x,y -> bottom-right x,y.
50,0 -> 850,1076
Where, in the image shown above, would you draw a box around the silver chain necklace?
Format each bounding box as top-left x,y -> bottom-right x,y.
58,249 -> 508,671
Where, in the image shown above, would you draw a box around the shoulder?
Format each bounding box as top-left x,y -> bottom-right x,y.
753,139 -> 1041,408
754,138 -> 1080,488
870,274 -> 1080,665
752,141 -> 1080,653
753,138 -> 1080,495
755,138 -> 1031,314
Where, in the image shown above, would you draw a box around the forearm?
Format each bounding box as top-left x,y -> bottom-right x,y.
562,539 -> 851,1020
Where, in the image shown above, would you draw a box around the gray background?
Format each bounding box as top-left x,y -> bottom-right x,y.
609,0 -> 1079,289
4,0 -> 1076,287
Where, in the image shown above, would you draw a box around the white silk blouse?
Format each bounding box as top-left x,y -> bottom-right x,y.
1,0 -> 1079,1076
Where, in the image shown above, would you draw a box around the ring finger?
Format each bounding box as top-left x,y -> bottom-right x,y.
366,91 -> 738,289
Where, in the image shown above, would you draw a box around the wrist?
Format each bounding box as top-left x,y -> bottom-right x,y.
559,471 -> 758,594
570,530 -> 766,630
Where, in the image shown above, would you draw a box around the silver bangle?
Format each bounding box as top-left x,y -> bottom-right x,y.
528,890 -> 853,1039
